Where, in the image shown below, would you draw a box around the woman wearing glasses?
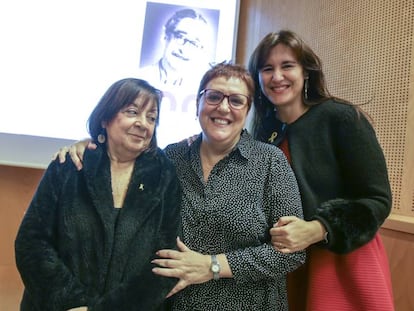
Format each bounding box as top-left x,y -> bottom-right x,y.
54,63 -> 305,310
148,62 -> 305,310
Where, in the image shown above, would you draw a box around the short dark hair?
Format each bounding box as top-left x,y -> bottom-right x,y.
87,78 -> 163,153
164,8 -> 207,39
196,62 -> 255,111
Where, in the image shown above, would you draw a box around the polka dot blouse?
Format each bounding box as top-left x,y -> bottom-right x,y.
164,130 -> 305,311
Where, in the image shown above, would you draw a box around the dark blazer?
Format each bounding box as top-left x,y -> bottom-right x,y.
15,146 -> 181,310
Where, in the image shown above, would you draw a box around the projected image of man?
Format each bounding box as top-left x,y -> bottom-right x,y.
139,8 -> 212,88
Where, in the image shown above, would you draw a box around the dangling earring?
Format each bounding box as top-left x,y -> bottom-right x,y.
97,129 -> 106,144
304,78 -> 309,100
305,77 -> 309,99
258,92 -> 264,107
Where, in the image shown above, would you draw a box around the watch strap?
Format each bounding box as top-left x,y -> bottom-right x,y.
210,254 -> 220,280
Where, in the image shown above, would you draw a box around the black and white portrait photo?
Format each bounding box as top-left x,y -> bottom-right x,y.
138,3 -> 219,89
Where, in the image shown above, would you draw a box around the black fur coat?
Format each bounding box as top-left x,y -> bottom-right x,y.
15,146 -> 181,310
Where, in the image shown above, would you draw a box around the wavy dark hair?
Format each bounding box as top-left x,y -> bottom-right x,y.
164,8 -> 207,40
87,78 -> 163,154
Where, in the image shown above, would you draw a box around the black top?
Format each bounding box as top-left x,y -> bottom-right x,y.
260,100 -> 392,254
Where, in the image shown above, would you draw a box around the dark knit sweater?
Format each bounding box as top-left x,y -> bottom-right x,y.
15,146 -> 181,310
259,99 -> 392,254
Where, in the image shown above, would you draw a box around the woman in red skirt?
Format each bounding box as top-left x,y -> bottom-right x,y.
248,29 -> 394,311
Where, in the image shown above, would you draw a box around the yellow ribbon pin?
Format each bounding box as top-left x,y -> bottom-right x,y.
268,132 -> 278,143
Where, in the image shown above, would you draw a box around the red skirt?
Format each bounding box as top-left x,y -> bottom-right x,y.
288,233 -> 394,311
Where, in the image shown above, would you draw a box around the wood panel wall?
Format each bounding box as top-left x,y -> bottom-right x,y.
0,0 -> 413,310
0,165 -> 43,310
236,0 -> 414,310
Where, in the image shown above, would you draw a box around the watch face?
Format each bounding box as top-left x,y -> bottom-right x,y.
212,264 -> 220,273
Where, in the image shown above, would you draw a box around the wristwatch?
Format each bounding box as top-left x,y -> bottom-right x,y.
210,255 -> 220,280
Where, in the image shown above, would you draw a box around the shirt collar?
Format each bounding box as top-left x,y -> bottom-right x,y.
189,129 -> 253,161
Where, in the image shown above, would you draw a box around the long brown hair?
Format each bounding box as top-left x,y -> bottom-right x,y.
248,30 -> 356,139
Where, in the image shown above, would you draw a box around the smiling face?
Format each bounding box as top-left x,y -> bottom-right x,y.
197,76 -> 249,148
259,43 -> 307,111
104,95 -> 158,160
163,17 -> 208,72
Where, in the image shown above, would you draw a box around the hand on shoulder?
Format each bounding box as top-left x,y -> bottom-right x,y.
52,138 -> 96,170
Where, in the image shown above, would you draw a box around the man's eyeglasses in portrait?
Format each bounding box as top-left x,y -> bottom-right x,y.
171,31 -> 203,49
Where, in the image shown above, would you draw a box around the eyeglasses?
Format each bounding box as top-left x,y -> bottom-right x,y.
171,31 -> 203,49
199,89 -> 249,110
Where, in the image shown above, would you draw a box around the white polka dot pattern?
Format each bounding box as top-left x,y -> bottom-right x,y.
164,130 -> 305,310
